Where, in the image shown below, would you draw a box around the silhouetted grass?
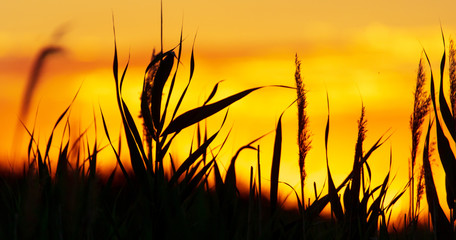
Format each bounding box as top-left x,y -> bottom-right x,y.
294,54 -> 311,220
4,16 -> 456,240
422,30 -> 456,238
408,57 -> 431,236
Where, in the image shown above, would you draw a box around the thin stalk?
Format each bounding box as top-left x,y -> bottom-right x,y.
409,57 -> 430,226
257,145 -> 262,236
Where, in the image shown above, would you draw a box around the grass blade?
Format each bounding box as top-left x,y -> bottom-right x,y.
169,131 -> 218,185
203,80 -> 223,106
270,113 -> 283,214
426,47 -> 456,214
213,160 -> 224,198
324,95 -> 344,221
223,132 -> 265,201
422,120 -> 453,238
161,28 -> 183,129
225,145 -> 256,197
55,142 -> 69,179
150,51 -> 175,133
170,37 -> 197,122
437,33 -> 456,140
121,100 -> 149,177
163,87 -> 263,136
326,146 -> 344,221
112,29 -> 148,181
182,160 -> 214,199
100,107 -> 130,181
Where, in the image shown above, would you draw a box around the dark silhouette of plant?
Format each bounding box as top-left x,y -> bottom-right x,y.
423,31 -> 456,238
408,57 -> 431,234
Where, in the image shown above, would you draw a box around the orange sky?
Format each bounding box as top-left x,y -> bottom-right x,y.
2,0 -> 456,224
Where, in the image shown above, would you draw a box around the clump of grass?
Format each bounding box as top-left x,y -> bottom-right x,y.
7,10 -> 455,240
323,101 -> 406,239
2,85 -> 114,239
110,11 -> 302,238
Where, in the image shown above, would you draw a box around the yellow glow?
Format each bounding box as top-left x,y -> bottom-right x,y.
1,0 -> 456,226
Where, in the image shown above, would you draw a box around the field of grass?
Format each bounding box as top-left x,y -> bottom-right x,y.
1,19 -> 456,239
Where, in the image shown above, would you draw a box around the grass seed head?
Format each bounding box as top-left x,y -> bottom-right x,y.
450,39 -> 456,117
410,58 -> 431,169
295,54 -> 311,193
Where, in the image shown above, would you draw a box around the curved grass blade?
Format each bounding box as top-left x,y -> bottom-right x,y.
181,158 -> 203,186
422,120 -> 453,238
163,87 -> 262,136
170,37 -> 197,122
44,87 -> 80,160
203,80 -> 223,106
218,134 -> 259,199
100,107 -> 130,181
435,111 -> 456,210
325,94 -> 344,221
437,32 -> 456,140
112,27 -> 149,180
436,35 -> 456,213
169,131 -> 218,185
361,134 -> 389,165
19,118 -> 38,166
305,194 -> 332,220
224,132 -> 267,189
426,48 -> 456,212
181,159 -> 215,199
278,181 -> 302,210
366,173 -> 390,229
121,100 -> 149,175
164,154 -> 174,180
161,27 -> 184,128
224,145 -> 256,195
150,51 -> 175,133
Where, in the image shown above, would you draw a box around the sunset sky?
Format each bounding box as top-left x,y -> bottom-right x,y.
1,0 -> 456,221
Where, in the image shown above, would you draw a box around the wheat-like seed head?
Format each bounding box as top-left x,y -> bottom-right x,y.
410,58 -> 431,169
295,54 -> 311,190
449,39 -> 456,118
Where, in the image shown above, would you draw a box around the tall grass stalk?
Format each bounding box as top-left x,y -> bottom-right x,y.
295,54 -> 311,211
409,57 -> 431,228
295,54 -> 311,240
